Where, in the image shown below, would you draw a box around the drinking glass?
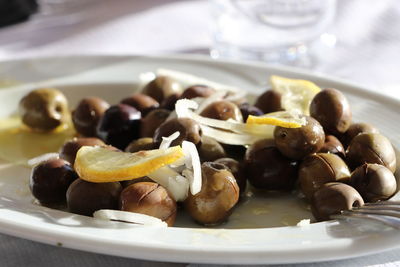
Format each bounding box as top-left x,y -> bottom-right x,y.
210,0 -> 337,67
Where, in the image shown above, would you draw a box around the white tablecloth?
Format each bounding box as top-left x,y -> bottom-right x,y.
0,0 -> 400,266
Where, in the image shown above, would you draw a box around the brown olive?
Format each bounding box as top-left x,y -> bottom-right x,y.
153,118 -> 202,147
142,76 -> 182,103
346,133 -> 396,173
72,97 -> 110,137
200,100 -> 243,122
299,153 -> 351,199
124,137 -> 155,153
140,109 -> 171,138
238,103 -> 264,121
198,136 -> 226,162
59,137 -> 105,165
66,179 -> 122,216
351,163 -> 397,202
179,85 -> 215,99
215,158 -> 247,194
254,90 -> 282,114
341,122 -> 379,147
30,158 -> 78,205
119,182 -> 177,227
244,139 -> 298,191
160,93 -> 180,111
310,88 -> 352,135
120,176 -> 153,188
311,182 -> 364,221
120,93 -> 159,116
19,88 -> 69,131
184,162 -> 239,225
274,116 -> 325,160
319,135 -> 345,158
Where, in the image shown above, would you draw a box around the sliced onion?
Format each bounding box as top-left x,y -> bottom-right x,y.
159,131 -> 180,150
147,166 -> 189,201
156,68 -> 242,94
181,141 -> 202,195
93,210 -> 167,227
175,99 -> 275,136
201,125 -> 266,145
28,153 -> 60,167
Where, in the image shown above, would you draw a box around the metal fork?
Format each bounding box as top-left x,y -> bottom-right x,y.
331,201 -> 400,229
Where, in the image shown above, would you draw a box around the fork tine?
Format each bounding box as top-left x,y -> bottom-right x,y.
355,205 -> 400,212
331,212 -> 400,230
344,209 -> 400,218
364,201 -> 400,206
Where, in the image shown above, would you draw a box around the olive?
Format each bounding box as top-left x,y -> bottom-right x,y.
119,182 -> 177,227
299,153 -> 351,199
274,116 -> 325,160
351,163 -> 397,202
179,85 -> 215,99
222,144 -> 247,161
244,139 -> 298,191
184,162 -> 239,225
125,137 -> 155,153
160,93 -> 180,111
254,90 -> 282,114
142,76 -> 182,103
120,93 -> 159,116
140,109 -> 171,138
72,97 -> 110,137
120,176 -> 153,188
96,104 -> 141,150
215,158 -> 247,194
59,137 -> 105,165
311,182 -> 364,221
198,136 -> 226,162
346,133 -> 396,173
341,122 -> 379,147
19,88 -> 69,131
200,100 -> 243,122
319,135 -> 345,158
66,179 -> 122,216
153,118 -> 202,147
310,88 -> 352,135
239,103 -> 264,121
30,158 -> 78,205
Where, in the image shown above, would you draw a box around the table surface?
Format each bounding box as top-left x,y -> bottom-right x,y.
0,0 -> 400,266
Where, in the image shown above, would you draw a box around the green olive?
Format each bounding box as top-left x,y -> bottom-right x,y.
19,88 -> 69,131
184,162 -> 239,225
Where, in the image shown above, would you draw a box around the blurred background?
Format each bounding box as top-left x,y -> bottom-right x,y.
0,0 -> 399,94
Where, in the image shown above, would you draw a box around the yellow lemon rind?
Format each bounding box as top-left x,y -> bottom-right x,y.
74,146 -> 184,183
246,115 -> 302,128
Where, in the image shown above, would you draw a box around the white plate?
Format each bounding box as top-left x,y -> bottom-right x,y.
0,55 -> 399,265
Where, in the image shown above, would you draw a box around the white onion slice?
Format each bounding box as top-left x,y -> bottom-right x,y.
156,68 -> 242,94
147,166 -> 189,201
159,131 -> 180,150
201,125 -> 266,145
175,99 -> 275,136
93,210 -> 167,227
181,141 -> 202,195
28,153 -> 60,167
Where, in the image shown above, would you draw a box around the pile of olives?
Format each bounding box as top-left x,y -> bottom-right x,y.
22,74 -> 398,227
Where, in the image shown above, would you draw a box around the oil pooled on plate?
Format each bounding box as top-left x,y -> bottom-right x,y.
0,116 -> 75,165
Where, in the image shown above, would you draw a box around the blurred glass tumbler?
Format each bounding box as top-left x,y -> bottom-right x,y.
210,0 -> 337,66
